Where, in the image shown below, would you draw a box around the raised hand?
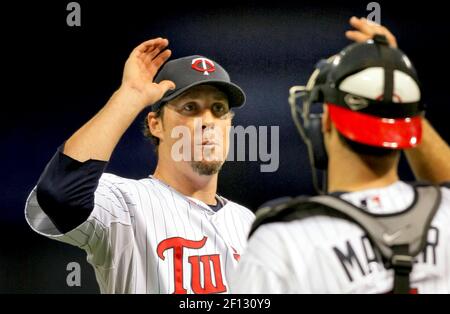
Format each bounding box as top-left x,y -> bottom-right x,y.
345,16 -> 398,48
121,38 -> 176,108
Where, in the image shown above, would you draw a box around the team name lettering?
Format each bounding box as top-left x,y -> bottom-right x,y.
157,236 -> 227,294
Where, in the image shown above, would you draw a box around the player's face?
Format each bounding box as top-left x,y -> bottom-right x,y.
159,85 -> 233,175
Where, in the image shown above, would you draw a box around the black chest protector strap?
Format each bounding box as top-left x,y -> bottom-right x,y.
249,185 -> 441,294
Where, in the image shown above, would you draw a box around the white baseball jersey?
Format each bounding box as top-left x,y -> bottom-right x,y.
25,173 -> 255,294
231,181 -> 450,293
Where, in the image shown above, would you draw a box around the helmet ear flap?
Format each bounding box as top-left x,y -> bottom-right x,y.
304,112 -> 328,170
303,86 -> 328,170
289,61 -> 331,194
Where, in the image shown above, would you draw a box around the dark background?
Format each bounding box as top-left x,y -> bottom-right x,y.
1,0 -> 449,293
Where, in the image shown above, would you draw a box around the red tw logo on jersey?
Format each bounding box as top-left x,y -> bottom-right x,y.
157,236 -> 227,294
191,58 -> 216,76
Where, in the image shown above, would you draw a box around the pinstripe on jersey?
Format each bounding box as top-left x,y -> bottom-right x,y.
231,181 -> 450,293
25,173 -> 255,294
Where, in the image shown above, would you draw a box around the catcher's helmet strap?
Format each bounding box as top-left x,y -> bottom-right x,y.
375,34 -> 394,103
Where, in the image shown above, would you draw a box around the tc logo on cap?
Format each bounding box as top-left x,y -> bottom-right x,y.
191,57 -> 216,76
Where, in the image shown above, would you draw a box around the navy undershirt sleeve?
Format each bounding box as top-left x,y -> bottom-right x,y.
36,144 -> 108,233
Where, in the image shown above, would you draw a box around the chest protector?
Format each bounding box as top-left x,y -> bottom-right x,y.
249,183 -> 441,294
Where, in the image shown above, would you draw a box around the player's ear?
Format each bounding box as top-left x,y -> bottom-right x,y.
148,110 -> 164,141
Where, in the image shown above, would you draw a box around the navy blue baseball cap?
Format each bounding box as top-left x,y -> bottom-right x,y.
151,55 -> 246,111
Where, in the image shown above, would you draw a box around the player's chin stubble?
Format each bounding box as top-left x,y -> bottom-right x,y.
190,160 -> 224,176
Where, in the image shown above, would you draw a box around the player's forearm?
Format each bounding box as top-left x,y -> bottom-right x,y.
64,87 -> 147,162
405,119 -> 450,184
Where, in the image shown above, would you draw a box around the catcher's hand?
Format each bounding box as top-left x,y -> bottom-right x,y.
346,16 -> 398,48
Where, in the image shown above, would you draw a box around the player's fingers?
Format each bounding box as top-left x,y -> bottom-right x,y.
349,17 -> 398,48
151,49 -> 172,70
157,80 -> 176,94
380,26 -> 398,48
345,30 -> 371,43
130,37 -> 165,57
349,16 -> 376,37
142,39 -> 169,66
149,39 -> 169,60
137,37 -> 165,52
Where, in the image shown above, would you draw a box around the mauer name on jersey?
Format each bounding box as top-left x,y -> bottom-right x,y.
157,236 -> 240,294
332,227 -> 439,282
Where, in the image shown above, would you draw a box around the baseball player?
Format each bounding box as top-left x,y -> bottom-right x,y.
231,20 -> 450,293
25,38 -> 255,293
